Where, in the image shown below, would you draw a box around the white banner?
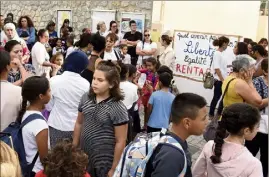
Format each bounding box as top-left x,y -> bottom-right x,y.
173,31 -> 241,81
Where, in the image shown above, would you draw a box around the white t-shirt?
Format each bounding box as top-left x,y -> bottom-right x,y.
103,49 -> 120,61
65,46 -> 75,58
47,71 -> 90,131
122,53 -> 131,64
22,111 -> 50,173
0,81 -> 22,131
31,42 -> 51,78
212,51 -> 228,81
137,41 -> 157,65
120,81 -> 138,110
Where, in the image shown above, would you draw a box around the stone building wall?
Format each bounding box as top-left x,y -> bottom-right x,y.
0,1 -> 153,38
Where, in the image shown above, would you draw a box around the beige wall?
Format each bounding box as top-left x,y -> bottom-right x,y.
256,16 -> 268,42
152,1 -> 261,41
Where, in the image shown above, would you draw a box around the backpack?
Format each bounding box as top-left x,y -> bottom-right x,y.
203,58 -> 214,89
0,113 -> 45,176
113,129 -> 187,177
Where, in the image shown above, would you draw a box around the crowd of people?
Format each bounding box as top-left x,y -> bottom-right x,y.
0,12 -> 268,177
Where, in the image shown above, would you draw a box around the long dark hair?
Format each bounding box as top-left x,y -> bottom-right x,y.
17,76 -> 50,123
37,29 -> 48,42
17,15 -> 34,28
210,103 -> 260,164
89,61 -> 124,101
146,57 -> 160,71
236,42 -> 248,55
109,21 -> 119,34
4,40 -> 21,52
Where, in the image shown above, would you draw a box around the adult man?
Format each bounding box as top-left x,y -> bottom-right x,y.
122,20 -> 142,66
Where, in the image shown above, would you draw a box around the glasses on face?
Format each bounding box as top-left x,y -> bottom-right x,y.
112,25 -> 117,28
144,34 -> 150,37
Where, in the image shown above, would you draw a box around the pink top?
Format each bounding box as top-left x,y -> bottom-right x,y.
192,140 -> 263,177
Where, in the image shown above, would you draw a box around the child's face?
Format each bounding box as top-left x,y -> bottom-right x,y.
183,106 -> 208,136
40,87 -> 51,107
54,55 -> 64,66
122,47 -> 128,55
146,62 -> 155,72
92,70 -> 112,95
56,40 -> 62,47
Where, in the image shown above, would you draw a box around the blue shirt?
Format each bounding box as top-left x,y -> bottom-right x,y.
148,90 -> 175,128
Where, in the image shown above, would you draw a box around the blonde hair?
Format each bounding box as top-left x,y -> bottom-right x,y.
0,141 -> 22,177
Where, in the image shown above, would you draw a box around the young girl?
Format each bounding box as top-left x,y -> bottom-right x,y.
50,52 -> 64,76
138,57 -> 160,129
147,72 -> 175,133
35,139 -> 90,177
73,61 -> 129,177
120,44 -> 131,64
52,38 -> 65,56
17,76 -> 51,177
193,103 -> 263,177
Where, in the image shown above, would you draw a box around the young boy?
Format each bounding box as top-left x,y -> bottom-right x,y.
120,44 -> 131,64
146,72 -> 175,133
145,93 -> 208,177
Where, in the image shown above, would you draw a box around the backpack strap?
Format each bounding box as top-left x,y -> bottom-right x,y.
114,49 -> 121,60
20,113 -> 46,172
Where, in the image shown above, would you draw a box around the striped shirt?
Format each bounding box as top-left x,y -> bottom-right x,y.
78,93 -> 129,177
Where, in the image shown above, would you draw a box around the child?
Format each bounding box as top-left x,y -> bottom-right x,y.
35,139 -> 90,177
193,103 -> 263,177
73,61 -> 129,177
147,72 -> 175,133
52,38 -> 65,55
138,57 -> 160,129
17,76 -> 51,177
50,52 -> 64,76
65,36 -> 75,58
120,44 -> 131,64
145,93 -> 208,176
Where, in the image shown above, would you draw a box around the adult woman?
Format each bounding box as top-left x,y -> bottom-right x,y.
258,38 -> 268,50
108,21 -> 121,46
248,42 -> 258,57
17,15 -> 36,49
102,33 -> 121,61
96,21 -> 107,37
0,141 -> 22,177
4,40 -> 35,86
252,44 -> 267,77
245,59 -> 268,177
136,29 -> 157,67
158,33 -> 175,70
222,55 -> 267,108
3,23 -> 30,63
233,42 -> 256,67
47,51 -> 90,148
31,29 -> 57,78
209,36 -> 229,118
73,61 -> 128,177
60,19 -> 73,38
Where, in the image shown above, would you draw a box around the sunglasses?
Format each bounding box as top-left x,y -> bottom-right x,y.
144,34 -> 150,37
112,25 -> 117,28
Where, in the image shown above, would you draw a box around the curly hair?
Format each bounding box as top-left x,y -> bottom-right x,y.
42,139 -> 88,177
17,15 -> 34,28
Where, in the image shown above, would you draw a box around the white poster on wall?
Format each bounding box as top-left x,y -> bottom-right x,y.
120,12 -> 145,36
57,10 -> 72,37
91,10 -> 116,33
172,30 -> 242,105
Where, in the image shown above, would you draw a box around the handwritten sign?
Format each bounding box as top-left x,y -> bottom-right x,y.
173,31 -> 240,81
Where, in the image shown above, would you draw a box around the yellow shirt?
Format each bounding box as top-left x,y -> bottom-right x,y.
222,75 -> 244,107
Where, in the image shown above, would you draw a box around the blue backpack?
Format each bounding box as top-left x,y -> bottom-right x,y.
113,129 -> 187,177
0,113 -> 45,177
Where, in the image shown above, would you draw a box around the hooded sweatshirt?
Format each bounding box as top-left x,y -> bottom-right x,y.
192,140 -> 263,177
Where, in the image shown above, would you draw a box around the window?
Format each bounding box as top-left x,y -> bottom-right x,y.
260,0 -> 268,16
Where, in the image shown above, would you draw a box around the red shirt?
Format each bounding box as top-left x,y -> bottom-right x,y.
35,170 -> 91,177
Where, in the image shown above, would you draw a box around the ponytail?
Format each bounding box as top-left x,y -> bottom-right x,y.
210,121 -> 226,164
17,98 -> 27,123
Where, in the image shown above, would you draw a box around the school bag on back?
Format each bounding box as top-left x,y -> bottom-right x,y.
0,113 -> 44,177
113,129 -> 187,177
